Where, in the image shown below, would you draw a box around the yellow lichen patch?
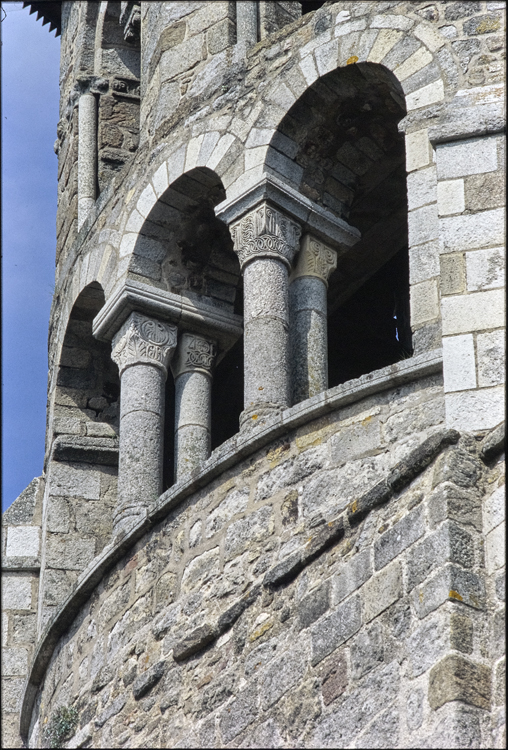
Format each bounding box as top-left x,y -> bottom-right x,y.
125,187 -> 136,204
347,55 -> 359,64
249,621 -> 273,642
267,443 -> 290,467
449,590 -> 463,602
350,499 -> 358,514
470,594 -> 479,608
378,524 -> 388,534
477,17 -> 500,33
419,590 -> 424,603
252,414 -> 258,420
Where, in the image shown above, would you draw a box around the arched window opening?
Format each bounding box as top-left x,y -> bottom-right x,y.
268,62 -> 410,397
136,169 -> 242,486
55,282 -> 120,436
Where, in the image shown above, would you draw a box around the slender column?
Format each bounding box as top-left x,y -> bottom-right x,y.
111,313 -> 177,534
289,234 -> 337,404
171,333 -> 216,481
230,203 -> 301,428
78,92 -> 97,230
236,1 -> 258,46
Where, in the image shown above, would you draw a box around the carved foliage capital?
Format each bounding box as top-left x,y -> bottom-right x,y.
292,234 -> 337,285
230,203 -> 302,270
171,332 -> 217,379
111,312 -> 177,376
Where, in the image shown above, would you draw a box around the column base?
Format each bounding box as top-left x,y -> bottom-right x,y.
240,403 -> 284,432
112,507 -> 148,538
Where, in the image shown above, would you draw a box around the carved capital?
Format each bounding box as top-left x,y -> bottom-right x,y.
111,312 -> 177,376
230,203 -> 302,270
171,332 -> 217,379
291,234 -> 337,286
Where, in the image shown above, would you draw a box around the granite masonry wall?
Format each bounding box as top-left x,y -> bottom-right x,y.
2,2 -> 505,748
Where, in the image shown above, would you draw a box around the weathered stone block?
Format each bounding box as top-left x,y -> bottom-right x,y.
483,484 -> 505,535
333,549 -> 372,604
317,649 -> 348,706
173,624 -> 217,661
225,506 -> 274,560
298,581 -> 330,630
133,660 -> 165,700
485,522 -> 505,573
362,561 -> 402,622
445,387 -> 505,432
466,246 -> 505,292
329,417 -> 381,465
406,166 -> 437,210
45,536 -> 96,571
477,329 -> 505,387
260,646 -> 307,709
440,253 -> 466,295
374,506 -> 425,570
440,209 -> 505,254
410,279 -> 439,326
313,662 -> 400,747
2,647 -> 28,676
412,563 -> 485,618
436,136 -> 498,179
405,129 -> 432,172
311,595 -> 361,665
437,179 -> 465,216
350,621 -> 384,680
450,612 -> 474,654
5,526 -> 40,558
428,654 -> 491,710
219,681 -> 258,744
94,693 -> 127,728
49,463 -> 101,499
2,575 -> 32,610
442,288 -> 505,335
443,334 -> 477,393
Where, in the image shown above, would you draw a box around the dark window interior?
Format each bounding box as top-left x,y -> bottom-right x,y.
211,336 -> 244,452
328,246 -> 412,387
301,1 -> 328,14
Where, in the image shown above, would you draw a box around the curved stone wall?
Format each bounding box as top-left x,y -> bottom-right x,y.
20,357 -> 504,748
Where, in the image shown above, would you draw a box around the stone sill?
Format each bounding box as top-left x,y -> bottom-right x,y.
19,349 -> 443,739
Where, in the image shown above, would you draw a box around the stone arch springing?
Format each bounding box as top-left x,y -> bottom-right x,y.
265,61 -> 412,388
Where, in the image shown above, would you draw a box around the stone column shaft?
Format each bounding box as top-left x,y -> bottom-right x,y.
236,1 -> 258,45
171,333 -> 216,481
230,202 -> 302,428
290,234 -> 337,404
78,92 -> 97,230
112,313 -> 177,533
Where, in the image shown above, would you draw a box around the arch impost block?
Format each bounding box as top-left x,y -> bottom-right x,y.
216,172 -> 360,253
92,279 -> 243,358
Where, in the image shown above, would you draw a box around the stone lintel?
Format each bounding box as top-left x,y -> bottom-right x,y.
215,172 -> 360,252
92,279 -> 243,361
51,436 -> 119,466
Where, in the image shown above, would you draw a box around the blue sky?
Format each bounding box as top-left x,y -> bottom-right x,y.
2,2 -> 61,510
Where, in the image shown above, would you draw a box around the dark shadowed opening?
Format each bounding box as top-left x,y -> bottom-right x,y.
301,2 -> 328,14
268,62 -> 411,400
56,283 -> 120,433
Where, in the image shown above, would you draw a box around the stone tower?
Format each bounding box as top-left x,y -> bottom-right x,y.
2,2 -> 505,747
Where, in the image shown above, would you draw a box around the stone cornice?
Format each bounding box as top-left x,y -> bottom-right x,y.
215,172 -> 360,252
92,279 -> 243,359
19,349 -> 443,741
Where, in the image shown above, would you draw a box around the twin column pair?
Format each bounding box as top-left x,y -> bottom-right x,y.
111,202 -> 337,535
